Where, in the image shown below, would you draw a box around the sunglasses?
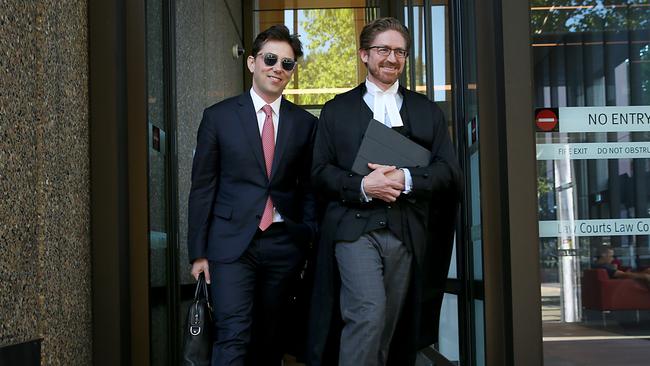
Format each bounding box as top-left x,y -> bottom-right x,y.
257,52 -> 297,71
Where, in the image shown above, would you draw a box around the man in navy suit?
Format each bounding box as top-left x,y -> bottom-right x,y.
187,25 -> 317,366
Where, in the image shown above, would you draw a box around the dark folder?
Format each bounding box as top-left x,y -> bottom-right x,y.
352,119 -> 432,175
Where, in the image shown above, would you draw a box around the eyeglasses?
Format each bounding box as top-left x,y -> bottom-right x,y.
256,52 -> 297,71
366,46 -> 409,59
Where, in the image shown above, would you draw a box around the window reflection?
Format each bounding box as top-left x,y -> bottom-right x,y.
533,1 -> 650,364
254,1 -> 454,107
287,8 -> 364,105
255,5 -> 375,105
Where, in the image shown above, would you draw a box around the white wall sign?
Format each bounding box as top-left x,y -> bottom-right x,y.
536,142 -> 650,160
539,219 -> 650,237
557,106 -> 650,133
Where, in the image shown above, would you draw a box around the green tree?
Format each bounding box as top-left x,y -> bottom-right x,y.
530,0 -> 649,34
530,0 -> 650,103
293,9 -> 359,105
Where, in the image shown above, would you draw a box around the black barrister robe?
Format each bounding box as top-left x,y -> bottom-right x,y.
307,83 -> 462,366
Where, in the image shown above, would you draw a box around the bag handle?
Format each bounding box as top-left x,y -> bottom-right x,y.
194,272 -> 211,303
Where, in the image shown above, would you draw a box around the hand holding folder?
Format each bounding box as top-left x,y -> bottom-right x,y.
352,119 -> 432,176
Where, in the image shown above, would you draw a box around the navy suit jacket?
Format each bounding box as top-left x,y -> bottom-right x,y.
187,92 -> 318,263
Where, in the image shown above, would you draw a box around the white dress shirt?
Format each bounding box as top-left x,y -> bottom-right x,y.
250,88 -> 283,222
360,79 -> 413,201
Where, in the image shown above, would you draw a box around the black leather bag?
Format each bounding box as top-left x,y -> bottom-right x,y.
182,273 -> 213,366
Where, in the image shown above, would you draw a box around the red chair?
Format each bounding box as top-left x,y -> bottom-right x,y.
582,268 -> 650,325
582,268 -> 650,311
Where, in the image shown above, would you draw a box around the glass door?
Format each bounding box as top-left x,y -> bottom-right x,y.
147,0 -> 179,364
452,1 -> 485,365
403,1 -> 486,365
531,1 -> 650,365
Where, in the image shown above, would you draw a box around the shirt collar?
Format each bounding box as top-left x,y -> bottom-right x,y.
250,88 -> 282,116
365,78 -> 400,95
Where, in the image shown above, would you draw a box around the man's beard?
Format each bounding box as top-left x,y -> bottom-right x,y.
368,60 -> 402,85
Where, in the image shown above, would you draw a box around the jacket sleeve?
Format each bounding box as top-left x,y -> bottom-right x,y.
311,103 -> 365,204
187,109 -> 220,263
406,103 -> 462,201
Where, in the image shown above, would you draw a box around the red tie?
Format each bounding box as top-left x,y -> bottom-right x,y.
259,105 -> 275,231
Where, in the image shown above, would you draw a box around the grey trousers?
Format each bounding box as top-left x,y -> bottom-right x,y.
335,229 -> 412,366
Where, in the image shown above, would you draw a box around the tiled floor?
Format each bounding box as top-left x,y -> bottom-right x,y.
285,321 -> 650,365
543,321 -> 650,366
544,338 -> 650,366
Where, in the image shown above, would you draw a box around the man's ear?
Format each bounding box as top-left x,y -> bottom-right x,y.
246,55 -> 255,73
359,49 -> 369,64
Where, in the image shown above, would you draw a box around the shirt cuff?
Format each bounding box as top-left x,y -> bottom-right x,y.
360,177 -> 372,202
401,168 -> 412,194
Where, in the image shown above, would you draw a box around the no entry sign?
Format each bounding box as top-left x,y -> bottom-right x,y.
535,108 -> 559,132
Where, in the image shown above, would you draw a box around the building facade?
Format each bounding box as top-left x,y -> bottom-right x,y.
1,1 -> 649,365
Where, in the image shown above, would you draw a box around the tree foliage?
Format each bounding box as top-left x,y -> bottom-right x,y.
530,0 -> 650,104
292,9 -> 359,105
530,0 -> 649,34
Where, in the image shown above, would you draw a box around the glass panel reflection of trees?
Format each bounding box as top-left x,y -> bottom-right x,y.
532,1 -> 650,363
255,7 -> 370,105
288,8 -> 361,105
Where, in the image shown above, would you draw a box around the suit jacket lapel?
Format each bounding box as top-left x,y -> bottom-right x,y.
270,99 -> 293,181
397,86 -> 412,135
236,93 -> 267,177
356,83 -> 373,146
400,86 -> 416,129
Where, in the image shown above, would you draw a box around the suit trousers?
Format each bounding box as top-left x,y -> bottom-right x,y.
209,223 -> 304,366
335,229 -> 412,366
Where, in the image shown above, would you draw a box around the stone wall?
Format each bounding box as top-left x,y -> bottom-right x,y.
0,1 -> 91,365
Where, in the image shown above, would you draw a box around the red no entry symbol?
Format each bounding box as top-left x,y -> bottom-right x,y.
535,109 -> 558,132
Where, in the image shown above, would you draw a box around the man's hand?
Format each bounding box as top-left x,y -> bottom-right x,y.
363,163 -> 404,202
384,167 -> 405,185
191,258 -> 211,284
